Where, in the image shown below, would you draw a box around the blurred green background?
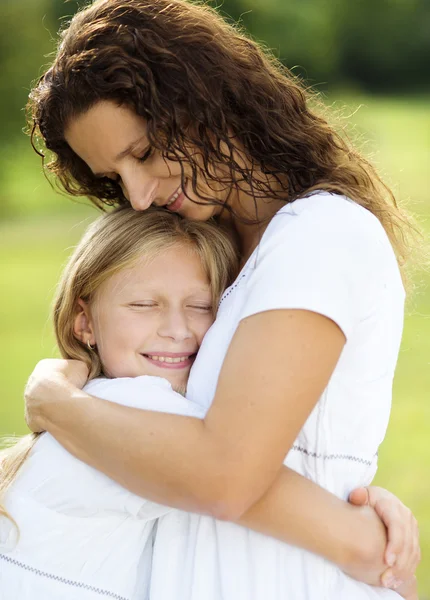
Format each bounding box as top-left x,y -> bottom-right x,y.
0,0 -> 429,593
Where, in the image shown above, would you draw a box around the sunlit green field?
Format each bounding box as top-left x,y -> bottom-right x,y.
1,95 -> 429,594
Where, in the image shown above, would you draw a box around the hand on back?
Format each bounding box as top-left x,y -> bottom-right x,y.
349,486 -> 420,597
24,358 -> 89,433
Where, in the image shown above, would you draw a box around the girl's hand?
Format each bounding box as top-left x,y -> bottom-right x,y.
24,359 -> 89,433
349,486 -> 420,592
395,577 -> 418,600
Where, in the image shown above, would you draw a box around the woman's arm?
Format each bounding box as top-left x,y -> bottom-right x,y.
237,473 -> 420,591
27,311 -> 344,514
25,375 -> 418,591
25,311 -> 419,587
238,466 -> 391,586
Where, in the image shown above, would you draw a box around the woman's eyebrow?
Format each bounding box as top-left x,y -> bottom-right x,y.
93,136 -> 148,177
115,136 -> 148,161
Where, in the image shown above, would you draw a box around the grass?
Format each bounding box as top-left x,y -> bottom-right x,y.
0,94 -> 429,594
0,212 -> 96,433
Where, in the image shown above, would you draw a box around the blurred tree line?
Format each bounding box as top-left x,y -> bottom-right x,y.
0,0 -> 429,151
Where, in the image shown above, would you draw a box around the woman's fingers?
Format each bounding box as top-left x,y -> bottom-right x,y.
24,358 -> 89,432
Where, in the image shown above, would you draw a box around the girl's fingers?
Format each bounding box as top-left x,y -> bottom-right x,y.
348,486 -> 370,507
384,505 -> 420,582
380,567 -> 395,589
393,513 -> 420,582
349,486 -> 420,589
365,487 -> 420,580
350,485 -> 421,587
394,576 -> 418,600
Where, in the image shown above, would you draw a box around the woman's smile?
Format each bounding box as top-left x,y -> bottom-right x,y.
165,183 -> 186,212
64,101 -> 226,221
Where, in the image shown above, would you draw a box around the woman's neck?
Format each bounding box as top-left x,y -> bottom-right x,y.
220,179 -> 287,266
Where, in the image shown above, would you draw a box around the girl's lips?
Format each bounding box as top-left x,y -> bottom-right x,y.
143,353 -> 195,370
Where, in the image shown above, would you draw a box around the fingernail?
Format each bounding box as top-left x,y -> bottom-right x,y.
386,553 -> 396,566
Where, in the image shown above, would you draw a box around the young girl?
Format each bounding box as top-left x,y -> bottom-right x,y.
24,0 -> 420,598
0,206 -> 238,599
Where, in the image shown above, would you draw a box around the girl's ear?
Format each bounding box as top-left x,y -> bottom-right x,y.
73,299 -> 96,346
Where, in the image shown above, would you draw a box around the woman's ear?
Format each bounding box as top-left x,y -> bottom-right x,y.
73,299 -> 96,346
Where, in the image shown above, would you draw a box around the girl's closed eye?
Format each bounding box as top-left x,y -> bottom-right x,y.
188,304 -> 212,312
129,301 -> 158,308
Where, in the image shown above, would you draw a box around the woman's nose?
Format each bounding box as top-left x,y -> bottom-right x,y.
128,191 -> 153,211
121,173 -> 157,211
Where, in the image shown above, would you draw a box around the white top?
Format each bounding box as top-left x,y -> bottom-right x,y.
0,376 -> 204,600
149,192 -> 405,600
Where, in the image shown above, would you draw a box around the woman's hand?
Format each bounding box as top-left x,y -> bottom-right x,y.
24,358 -> 89,433
349,486 -> 420,593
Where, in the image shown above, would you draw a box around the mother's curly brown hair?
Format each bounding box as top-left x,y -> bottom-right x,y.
28,0 -> 414,268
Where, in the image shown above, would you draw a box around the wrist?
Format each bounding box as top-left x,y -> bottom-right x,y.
36,374 -> 80,430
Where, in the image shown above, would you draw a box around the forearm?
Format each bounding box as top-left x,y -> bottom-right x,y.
38,382 -> 386,580
237,467 -> 387,581
39,382 -> 228,514
26,358 -> 420,593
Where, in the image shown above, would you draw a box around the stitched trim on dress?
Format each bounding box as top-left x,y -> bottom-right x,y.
0,553 -> 130,600
218,272 -> 247,307
291,445 -> 377,466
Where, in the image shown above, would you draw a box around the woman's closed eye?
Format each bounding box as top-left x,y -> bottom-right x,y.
136,147 -> 153,163
99,147 -> 152,184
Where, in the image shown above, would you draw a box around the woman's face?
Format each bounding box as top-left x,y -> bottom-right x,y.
80,244 -> 214,393
65,101 -> 228,221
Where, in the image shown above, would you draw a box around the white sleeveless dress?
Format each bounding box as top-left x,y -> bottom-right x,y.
0,376 -> 204,600
149,193 -> 405,600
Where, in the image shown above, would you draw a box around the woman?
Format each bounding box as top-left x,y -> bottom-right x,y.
25,0 -> 419,598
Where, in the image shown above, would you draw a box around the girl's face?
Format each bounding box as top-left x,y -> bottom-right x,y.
78,244 -> 214,393
65,101 -> 228,222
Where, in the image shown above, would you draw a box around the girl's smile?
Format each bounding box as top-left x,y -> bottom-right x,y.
75,243 -> 214,392
143,352 -> 196,369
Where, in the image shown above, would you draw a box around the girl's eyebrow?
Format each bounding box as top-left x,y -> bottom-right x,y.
93,136 -> 148,178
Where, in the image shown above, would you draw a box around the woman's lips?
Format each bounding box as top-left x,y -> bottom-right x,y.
166,190 -> 185,212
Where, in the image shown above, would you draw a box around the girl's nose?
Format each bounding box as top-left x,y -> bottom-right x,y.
158,310 -> 193,342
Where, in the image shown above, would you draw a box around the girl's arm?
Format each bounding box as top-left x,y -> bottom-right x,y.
24,311 -> 419,588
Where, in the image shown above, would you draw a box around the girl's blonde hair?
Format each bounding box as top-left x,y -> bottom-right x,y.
0,206 -> 238,525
